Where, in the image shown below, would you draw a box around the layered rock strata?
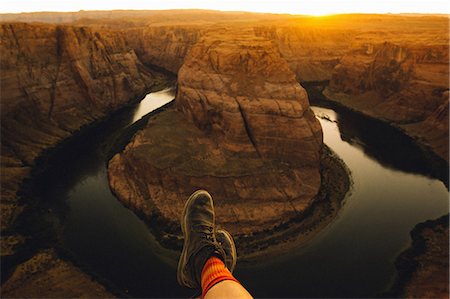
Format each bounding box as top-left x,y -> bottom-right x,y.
1,22 -> 169,296
324,42 -> 449,161
1,249 -> 113,298
255,16 -> 449,163
125,26 -> 202,74
254,26 -> 352,82
392,215 -> 449,298
0,22 -> 166,232
108,33 -> 324,250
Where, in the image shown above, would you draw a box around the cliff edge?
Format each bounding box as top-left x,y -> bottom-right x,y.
108,32 -> 345,256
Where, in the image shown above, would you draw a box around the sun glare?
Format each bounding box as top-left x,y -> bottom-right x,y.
0,0 -> 448,14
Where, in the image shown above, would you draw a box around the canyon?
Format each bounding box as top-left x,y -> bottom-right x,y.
108,30 -> 332,254
0,10 -> 448,298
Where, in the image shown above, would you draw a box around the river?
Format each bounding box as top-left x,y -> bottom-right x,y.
25,87 -> 448,298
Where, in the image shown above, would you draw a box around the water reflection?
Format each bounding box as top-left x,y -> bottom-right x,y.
23,87 -> 448,298
236,106 -> 448,298
312,100 -> 448,186
132,88 -> 175,122
25,88 -> 188,298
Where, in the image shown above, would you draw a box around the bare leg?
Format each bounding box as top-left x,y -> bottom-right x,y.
204,280 -> 253,299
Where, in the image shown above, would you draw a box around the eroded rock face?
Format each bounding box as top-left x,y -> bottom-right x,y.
254,26 -> 352,82
0,22 -> 166,231
254,17 -> 449,163
392,215 -> 449,299
324,41 -> 449,161
108,33 -> 323,246
176,33 -> 323,165
126,26 -> 202,74
404,98 -> 449,161
2,249 -> 114,298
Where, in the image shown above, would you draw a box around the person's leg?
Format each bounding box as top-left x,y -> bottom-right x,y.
177,190 -> 253,298
201,256 -> 252,299
204,280 -> 253,299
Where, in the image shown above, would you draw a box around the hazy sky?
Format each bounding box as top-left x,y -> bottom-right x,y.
0,0 -> 449,15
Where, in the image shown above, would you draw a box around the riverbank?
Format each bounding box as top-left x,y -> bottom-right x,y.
304,82 -> 449,298
303,82 -> 448,187
108,99 -> 351,261
323,88 -> 449,166
388,214 -> 449,298
237,145 -> 351,262
1,80 -> 174,298
109,138 -> 351,262
2,82 -> 446,297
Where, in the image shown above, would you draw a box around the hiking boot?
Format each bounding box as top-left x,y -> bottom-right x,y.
216,229 -> 237,273
177,190 -> 226,289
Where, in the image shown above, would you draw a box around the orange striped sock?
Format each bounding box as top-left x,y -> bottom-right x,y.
201,256 -> 239,297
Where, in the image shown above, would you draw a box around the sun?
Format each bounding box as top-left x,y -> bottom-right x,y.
0,0 -> 447,14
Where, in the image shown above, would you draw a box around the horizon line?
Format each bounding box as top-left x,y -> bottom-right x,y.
0,8 -> 449,16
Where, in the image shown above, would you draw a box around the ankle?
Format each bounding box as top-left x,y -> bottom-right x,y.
194,248 -> 225,284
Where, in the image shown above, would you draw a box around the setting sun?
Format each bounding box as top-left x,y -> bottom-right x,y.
0,0 -> 448,14
0,0 -> 449,298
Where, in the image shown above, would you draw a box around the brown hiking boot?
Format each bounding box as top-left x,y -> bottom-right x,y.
177,190 -> 226,289
216,229 -> 237,273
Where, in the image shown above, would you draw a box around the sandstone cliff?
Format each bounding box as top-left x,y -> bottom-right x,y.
0,22 -> 171,296
254,16 -> 449,163
0,22 -> 167,232
392,215 -> 449,299
1,11 -> 447,297
125,26 -> 202,74
324,41 -> 449,161
108,32 -> 325,251
2,249 -> 114,298
254,25 -> 352,82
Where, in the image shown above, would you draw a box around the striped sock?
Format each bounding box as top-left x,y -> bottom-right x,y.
201,256 -> 239,297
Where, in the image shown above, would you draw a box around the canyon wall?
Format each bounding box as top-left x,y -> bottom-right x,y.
1,12 -> 448,296
392,215 -> 449,298
125,26 -> 202,74
176,31 -> 323,165
0,22 -> 168,238
254,15 -> 449,161
1,249 -> 113,298
254,26 -> 352,82
324,42 -> 449,161
108,32 -> 324,249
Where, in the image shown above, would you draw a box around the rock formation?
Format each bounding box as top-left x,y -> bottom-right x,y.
0,22 -> 169,296
2,249 -> 113,298
0,22 -> 167,232
392,215 -> 449,298
254,25 -> 352,82
324,41 -> 449,161
254,16 -> 449,163
0,10 -> 447,297
125,26 -> 202,74
108,32 -> 324,249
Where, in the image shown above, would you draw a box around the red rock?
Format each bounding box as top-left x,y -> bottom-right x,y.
0,22 -> 167,231
108,32 -> 323,241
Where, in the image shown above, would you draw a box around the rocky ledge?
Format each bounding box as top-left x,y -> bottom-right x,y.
0,22 -> 169,234
389,215 -> 449,298
1,249 -> 113,298
108,32 -> 349,256
0,22 -> 170,297
323,41 -> 449,162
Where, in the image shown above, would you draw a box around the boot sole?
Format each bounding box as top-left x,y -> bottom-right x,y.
177,190 -> 214,288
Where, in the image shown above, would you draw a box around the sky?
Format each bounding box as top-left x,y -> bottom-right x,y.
0,0 -> 449,16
